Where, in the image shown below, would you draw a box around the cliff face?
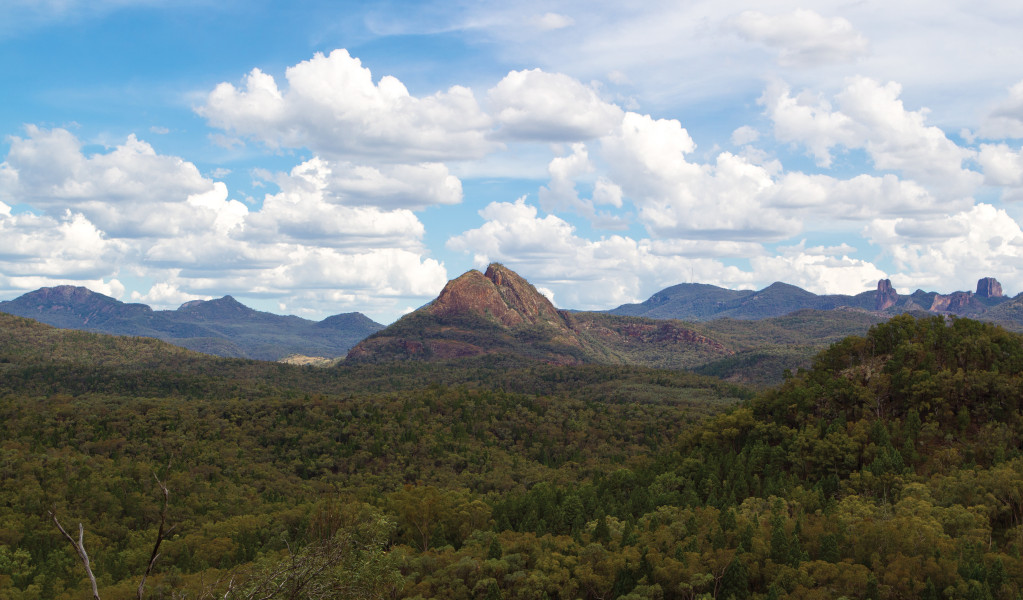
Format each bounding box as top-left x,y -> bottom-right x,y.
929,291 -> 976,314
875,279 -> 898,311
346,263 -> 733,368
428,263 -> 569,330
977,277 -> 1004,298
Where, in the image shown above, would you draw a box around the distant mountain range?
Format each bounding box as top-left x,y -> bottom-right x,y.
0,286 -> 383,361
344,264 -> 896,384
5,271 -> 1022,384
609,276 -> 1021,324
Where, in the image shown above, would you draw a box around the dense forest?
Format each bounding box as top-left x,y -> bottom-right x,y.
2,313 -> 1023,599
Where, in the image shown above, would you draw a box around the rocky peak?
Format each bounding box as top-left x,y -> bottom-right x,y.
175,295 -> 251,320
875,279 -> 898,311
21,285 -> 111,307
428,263 -> 568,329
976,277 -> 1003,298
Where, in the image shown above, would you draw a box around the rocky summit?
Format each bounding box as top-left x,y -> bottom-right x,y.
977,277 -> 1004,298
346,263 -> 733,368
875,279 -> 898,311
428,263 -> 570,330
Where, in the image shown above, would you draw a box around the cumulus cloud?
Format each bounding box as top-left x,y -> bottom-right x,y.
535,143 -> 626,229
731,125 -> 760,146
198,49 -> 495,161
750,249 -> 886,295
489,68 -> 624,141
131,283 -> 211,309
977,143 -> 1023,200
538,143 -> 593,212
732,9 -> 868,67
0,126 -> 245,238
326,162 -> 462,210
601,112 -> 800,240
979,80 -> 1023,139
766,172 -> 957,220
0,209 -> 126,280
243,158 -> 430,247
0,124 -> 451,322
447,197 -> 756,309
865,203 -> 1023,292
762,77 -> 982,198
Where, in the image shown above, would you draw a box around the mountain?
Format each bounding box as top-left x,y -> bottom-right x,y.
0,285 -> 383,360
346,264 -> 889,383
610,276 -> 1014,322
347,263 -> 733,368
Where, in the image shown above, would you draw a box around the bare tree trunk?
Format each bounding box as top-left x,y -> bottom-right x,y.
51,477 -> 174,600
49,512 -> 101,600
138,478 -> 174,600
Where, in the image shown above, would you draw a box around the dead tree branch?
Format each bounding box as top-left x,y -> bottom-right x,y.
138,476 -> 175,600
51,476 -> 174,600
49,510 -> 101,600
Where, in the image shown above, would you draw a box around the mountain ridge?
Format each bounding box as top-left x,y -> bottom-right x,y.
345,264 -> 890,383
610,276 -> 1017,324
0,285 -> 383,360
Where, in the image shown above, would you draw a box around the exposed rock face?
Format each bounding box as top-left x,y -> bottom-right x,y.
875,279 -> 898,311
346,263 -> 735,367
930,291 -> 974,314
977,277 -> 1004,298
428,263 -> 570,329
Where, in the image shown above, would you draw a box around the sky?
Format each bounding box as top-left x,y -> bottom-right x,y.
2,1 -> 1023,324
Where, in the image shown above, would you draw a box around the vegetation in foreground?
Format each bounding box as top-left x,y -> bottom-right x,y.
1,313 -> 1023,599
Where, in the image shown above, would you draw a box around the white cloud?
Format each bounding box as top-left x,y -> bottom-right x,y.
978,143 -> 1023,200
731,125 -> 759,146
447,197 -> 755,309
325,162 -> 462,210
537,143 -> 592,211
645,238 -> 765,259
766,172 -> 954,220
187,182 -> 248,235
865,203 -> 1023,292
592,177 -> 623,208
731,9 -> 868,67
762,77 -> 982,197
0,126 -> 238,238
979,80 -> 1023,139
244,158 -> 430,248
130,282 -> 211,309
533,12 -> 573,31
601,112 -> 800,240
0,209 -> 126,280
489,68 -> 624,142
0,125 -> 451,323
198,49 -> 496,162
759,81 -> 858,167
750,250 -> 886,296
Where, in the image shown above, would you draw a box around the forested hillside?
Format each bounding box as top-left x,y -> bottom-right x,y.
2,313 -> 1023,599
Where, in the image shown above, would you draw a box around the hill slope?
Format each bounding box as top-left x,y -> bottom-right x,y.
347,264 -> 891,383
0,286 -> 383,360
348,263 -> 734,369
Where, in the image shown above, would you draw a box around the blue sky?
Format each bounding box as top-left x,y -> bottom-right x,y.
2,0 -> 1023,323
